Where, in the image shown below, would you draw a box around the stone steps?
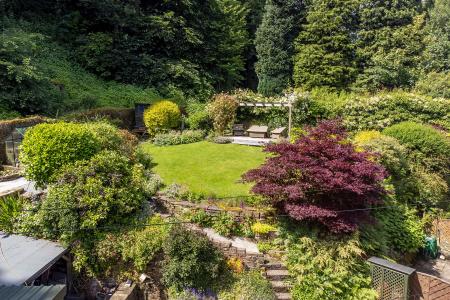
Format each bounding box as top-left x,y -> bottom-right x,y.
263,262 -> 285,270
270,280 -> 291,293
275,292 -> 292,300
266,269 -> 290,281
262,260 -> 292,299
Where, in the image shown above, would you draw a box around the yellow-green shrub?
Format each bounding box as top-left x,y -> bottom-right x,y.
251,222 -> 276,235
143,100 -> 181,136
353,130 -> 383,144
20,122 -> 100,187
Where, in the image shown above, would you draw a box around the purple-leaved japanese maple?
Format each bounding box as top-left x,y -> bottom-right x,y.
243,120 -> 388,233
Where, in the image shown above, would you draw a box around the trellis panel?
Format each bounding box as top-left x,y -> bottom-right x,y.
369,257 -> 415,300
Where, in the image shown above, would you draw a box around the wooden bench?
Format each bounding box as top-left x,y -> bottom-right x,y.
246,125 -> 268,138
132,127 -> 148,138
271,127 -> 287,139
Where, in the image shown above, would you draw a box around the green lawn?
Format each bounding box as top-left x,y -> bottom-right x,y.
140,141 -> 267,197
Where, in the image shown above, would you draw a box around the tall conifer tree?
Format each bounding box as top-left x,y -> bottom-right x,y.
293,0 -> 359,90
255,0 -> 303,96
355,0 -> 424,90
422,0 -> 450,73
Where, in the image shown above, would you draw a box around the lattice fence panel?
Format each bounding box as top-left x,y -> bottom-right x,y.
371,265 -> 408,300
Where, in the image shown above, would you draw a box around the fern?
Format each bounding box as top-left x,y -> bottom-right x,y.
0,195 -> 23,233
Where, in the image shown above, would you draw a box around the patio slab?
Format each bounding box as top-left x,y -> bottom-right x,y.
227,136 -> 275,146
414,258 -> 450,283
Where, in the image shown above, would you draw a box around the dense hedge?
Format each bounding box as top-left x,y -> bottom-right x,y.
343,93 -> 450,131
232,89 -> 450,132
0,115 -> 47,141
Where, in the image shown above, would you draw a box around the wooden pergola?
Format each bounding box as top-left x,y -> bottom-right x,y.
238,93 -> 296,137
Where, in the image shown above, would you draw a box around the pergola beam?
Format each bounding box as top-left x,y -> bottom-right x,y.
238,102 -> 292,107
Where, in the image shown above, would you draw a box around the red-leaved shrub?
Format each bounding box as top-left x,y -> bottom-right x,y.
243,120 -> 388,233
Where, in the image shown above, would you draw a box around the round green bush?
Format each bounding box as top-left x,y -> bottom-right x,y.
37,150 -> 146,242
186,101 -> 211,130
162,225 -> 226,292
20,122 -> 101,187
383,121 -> 450,172
143,100 -> 181,136
83,121 -> 137,157
83,121 -> 123,151
354,132 -> 409,178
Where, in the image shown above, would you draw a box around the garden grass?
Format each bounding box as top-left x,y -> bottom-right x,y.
140,141 -> 267,198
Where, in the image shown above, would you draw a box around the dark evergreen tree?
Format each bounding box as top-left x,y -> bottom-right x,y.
254,0 -> 303,96
422,0 -> 450,73
355,0 -> 424,90
293,0 -> 359,90
240,0 -> 266,90
213,0 -> 249,91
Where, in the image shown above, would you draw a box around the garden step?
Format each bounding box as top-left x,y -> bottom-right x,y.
275,292 -> 292,300
266,269 -> 290,280
263,262 -> 285,270
270,280 -> 291,293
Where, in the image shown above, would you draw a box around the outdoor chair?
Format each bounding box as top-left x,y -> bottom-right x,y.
232,124 -> 246,136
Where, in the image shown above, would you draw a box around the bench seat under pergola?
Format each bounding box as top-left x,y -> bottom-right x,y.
246,125 -> 268,138
238,99 -> 294,137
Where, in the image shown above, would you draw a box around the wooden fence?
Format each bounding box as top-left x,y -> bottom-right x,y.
409,272 -> 450,300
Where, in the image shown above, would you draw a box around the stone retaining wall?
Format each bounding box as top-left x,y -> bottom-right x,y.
158,195 -> 271,221
211,239 -> 266,269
